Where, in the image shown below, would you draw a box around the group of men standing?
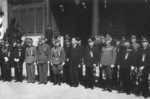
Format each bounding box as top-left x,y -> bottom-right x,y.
0,31 -> 149,98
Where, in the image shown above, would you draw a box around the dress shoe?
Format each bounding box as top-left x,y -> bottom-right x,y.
38,82 -> 43,84
102,88 -> 109,91
44,82 -> 47,85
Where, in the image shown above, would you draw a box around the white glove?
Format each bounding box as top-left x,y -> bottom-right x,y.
111,64 -> 114,68
131,66 -> 135,71
118,65 -> 120,70
4,57 -> 9,62
34,62 -> 36,66
78,65 -> 81,68
67,58 -> 69,62
47,61 -> 50,64
140,66 -> 144,70
99,64 -> 102,67
93,64 -> 96,67
14,58 -> 19,62
62,62 -> 65,66
51,62 -> 53,66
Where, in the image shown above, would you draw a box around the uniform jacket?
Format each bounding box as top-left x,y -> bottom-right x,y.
137,46 -> 150,72
37,43 -> 51,63
100,45 -> 116,66
25,45 -> 37,64
84,45 -> 99,67
50,46 -> 66,65
120,46 -> 136,69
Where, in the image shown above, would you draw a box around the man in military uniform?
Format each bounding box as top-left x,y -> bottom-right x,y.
84,37 -> 99,89
50,39 -> 66,85
25,38 -> 37,83
37,37 -> 51,84
100,35 -> 116,92
137,37 -> 150,98
13,39 -> 24,82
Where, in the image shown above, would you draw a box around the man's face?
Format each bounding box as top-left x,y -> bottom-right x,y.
28,43 -> 32,46
116,41 -> 120,46
88,41 -> 94,46
131,38 -> 136,43
124,42 -> 130,47
142,41 -> 148,47
41,40 -> 46,44
71,38 -> 77,45
106,40 -> 111,45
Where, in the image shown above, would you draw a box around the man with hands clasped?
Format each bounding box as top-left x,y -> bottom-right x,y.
50,39 -> 66,86
100,35 -> 116,92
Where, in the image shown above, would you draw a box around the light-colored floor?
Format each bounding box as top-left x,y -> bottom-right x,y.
0,80 -> 148,99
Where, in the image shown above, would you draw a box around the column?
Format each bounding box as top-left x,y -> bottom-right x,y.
92,0 -> 99,36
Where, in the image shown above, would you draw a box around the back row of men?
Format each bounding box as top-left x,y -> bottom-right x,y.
0,34 -> 149,98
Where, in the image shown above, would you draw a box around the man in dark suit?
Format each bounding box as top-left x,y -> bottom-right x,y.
137,37 -> 150,98
84,37 -> 99,89
13,39 -> 25,82
64,36 -> 71,84
118,40 -> 136,95
45,25 -> 53,47
69,37 -> 82,87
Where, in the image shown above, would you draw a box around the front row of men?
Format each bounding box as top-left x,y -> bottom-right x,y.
0,35 -> 149,98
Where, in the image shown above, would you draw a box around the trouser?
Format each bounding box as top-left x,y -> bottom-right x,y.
49,63 -> 54,82
63,62 -> 70,83
38,63 -> 48,83
85,67 -> 94,88
52,64 -> 63,83
26,63 -> 35,82
112,65 -> 118,87
119,68 -> 131,93
78,65 -> 82,83
70,66 -> 79,86
14,62 -> 22,81
99,67 -> 103,83
102,65 -> 113,89
1,62 -> 5,80
141,71 -> 149,96
5,63 -> 11,81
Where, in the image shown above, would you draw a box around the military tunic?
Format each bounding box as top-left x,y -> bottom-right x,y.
25,45 -> 37,83
37,43 -> 51,83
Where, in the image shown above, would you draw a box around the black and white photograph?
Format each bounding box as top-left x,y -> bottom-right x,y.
0,0 -> 150,99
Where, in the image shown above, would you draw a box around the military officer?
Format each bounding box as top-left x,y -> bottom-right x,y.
100,35 -> 116,92
84,37 -> 99,89
37,37 -> 51,84
13,39 -> 24,82
50,39 -> 66,85
25,38 -> 37,83
137,37 -> 150,98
